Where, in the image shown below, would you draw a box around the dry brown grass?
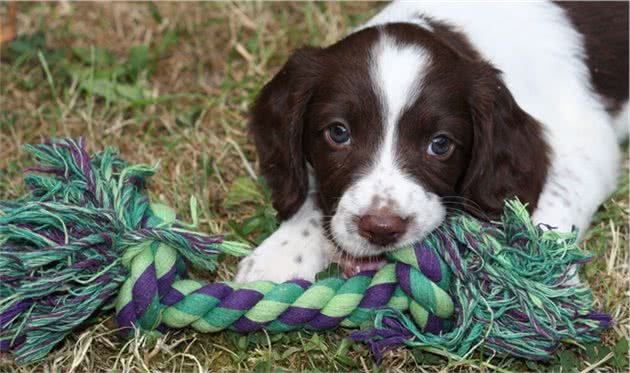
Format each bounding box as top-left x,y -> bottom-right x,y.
1,2 -> 628,372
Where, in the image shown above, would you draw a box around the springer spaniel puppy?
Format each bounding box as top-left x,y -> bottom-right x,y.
235,1 -> 628,283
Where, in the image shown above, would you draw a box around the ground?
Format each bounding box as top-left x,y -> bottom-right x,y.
0,3 -> 628,372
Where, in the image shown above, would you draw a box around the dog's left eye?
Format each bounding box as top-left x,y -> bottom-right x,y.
327,122 -> 351,145
427,135 -> 453,157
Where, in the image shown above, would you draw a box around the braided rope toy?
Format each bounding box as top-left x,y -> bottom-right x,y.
0,138 -> 611,365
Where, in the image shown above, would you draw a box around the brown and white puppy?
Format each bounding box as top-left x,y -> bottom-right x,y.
235,1 -> 628,282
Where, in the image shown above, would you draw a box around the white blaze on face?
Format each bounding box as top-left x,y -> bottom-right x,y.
330,33 -> 446,258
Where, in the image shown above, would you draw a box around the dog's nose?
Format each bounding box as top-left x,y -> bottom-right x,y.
357,209 -> 408,246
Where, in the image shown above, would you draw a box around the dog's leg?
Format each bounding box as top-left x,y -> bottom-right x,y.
234,194 -> 333,283
531,123 -> 620,287
532,127 -> 621,241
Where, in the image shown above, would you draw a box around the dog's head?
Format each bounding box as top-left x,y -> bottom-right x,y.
251,23 -> 548,268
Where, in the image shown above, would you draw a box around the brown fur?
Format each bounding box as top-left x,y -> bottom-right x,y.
556,1 -> 629,113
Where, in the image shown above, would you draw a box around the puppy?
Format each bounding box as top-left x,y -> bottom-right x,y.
236,1 -> 628,283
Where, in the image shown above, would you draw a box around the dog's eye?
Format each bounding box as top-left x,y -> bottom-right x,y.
327,122 -> 351,145
427,135 -> 453,157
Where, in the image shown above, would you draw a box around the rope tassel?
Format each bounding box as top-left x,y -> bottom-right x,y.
0,138 -> 611,365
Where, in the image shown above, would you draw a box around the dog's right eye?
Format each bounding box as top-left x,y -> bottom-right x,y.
326,122 -> 351,145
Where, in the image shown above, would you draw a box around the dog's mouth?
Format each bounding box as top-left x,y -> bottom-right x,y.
335,253 -> 389,278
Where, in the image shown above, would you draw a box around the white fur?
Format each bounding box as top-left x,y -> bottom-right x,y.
330,35 -> 444,258
613,102 -> 629,143
234,191 -> 333,283
235,0 -> 625,282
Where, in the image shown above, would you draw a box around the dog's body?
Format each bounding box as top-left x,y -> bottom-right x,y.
235,1 -> 628,283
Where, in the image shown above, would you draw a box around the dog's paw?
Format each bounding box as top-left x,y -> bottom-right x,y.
234,234 -> 330,283
234,194 -> 334,283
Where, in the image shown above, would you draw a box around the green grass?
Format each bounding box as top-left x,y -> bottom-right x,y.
1,2 -> 628,372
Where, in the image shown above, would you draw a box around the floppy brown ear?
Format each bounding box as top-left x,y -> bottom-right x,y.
459,65 -> 550,218
249,47 -> 322,220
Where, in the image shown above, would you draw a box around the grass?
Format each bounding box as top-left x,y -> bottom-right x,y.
0,2 -> 628,372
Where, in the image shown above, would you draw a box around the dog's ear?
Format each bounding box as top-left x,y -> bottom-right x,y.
249,47 -> 322,220
459,64 -> 550,218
